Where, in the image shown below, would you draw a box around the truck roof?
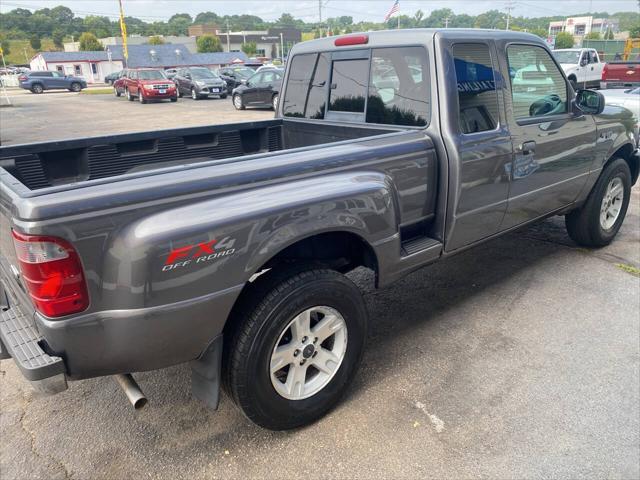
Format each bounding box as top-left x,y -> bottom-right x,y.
290,28 -> 547,55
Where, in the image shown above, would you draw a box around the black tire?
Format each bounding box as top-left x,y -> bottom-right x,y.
191,88 -> 199,100
565,157 -> 631,247
126,88 -> 134,101
138,91 -> 147,104
272,93 -> 279,111
31,83 -> 44,94
220,93 -> 227,99
170,96 -> 178,102
114,87 -> 121,97
70,82 -> 82,92
233,94 -> 245,110
223,265 -> 368,430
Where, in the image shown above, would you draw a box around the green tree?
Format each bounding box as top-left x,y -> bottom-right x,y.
554,31 -> 574,49
83,15 -> 113,38
196,34 -> 222,52
52,29 -> 65,49
629,24 -> 640,38
604,27 -> 614,40
194,11 -> 219,24
241,41 -> 257,56
79,32 -> 103,51
584,31 -> 601,40
29,34 -> 41,50
148,35 -> 165,45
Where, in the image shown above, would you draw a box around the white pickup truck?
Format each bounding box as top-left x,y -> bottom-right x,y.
553,48 -> 604,89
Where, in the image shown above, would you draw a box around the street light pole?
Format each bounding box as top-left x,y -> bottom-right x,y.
280,32 -> 284,60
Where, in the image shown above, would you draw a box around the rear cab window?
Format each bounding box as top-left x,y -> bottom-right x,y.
283,46 -> 429,127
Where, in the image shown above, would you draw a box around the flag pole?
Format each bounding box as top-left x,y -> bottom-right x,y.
397,14 -> 400,29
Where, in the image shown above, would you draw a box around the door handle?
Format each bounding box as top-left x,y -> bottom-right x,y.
521,141 -> 536,155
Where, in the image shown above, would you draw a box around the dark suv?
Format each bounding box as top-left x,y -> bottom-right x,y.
18,71 -> 87,94
217,66 -> 255,93
174,67 -> 227,100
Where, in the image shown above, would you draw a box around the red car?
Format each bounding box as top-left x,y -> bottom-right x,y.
113,68 -> 177,103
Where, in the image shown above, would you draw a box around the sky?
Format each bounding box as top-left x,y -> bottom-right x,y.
0,0 -> 637,23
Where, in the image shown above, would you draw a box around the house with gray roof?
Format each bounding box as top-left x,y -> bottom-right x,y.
30,44 -> 250,84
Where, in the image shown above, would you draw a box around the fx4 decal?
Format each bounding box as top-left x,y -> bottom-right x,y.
162,236 -> 236,271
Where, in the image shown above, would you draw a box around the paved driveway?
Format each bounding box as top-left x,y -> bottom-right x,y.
0,91 -> 639,479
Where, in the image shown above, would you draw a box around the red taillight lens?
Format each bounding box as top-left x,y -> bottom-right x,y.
334,35 -> 369,47
601,64 -> 608,80
18,75 -> 27,81
12,231 -> 89,318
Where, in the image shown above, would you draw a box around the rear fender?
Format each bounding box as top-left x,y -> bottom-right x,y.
100,171 -> 398,310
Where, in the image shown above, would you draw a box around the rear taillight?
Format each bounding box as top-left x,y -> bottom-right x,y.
18,75 -> 27,81
601,64 -> 608,80
11,231 -> 89,318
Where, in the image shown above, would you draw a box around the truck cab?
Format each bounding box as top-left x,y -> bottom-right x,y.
553,48 -> 604,89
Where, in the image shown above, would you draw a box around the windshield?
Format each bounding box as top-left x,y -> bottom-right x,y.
231,68 -> 255,79
191,68 -> 218,79
138,70 -> 166,80
553,51 -> 581,64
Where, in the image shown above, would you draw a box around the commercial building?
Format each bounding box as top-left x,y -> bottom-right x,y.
30,44 -> 249,83
64,35 -> 199,54
548,16 -> 619,38
190,25 -> 301,58
30,51 -> 123,83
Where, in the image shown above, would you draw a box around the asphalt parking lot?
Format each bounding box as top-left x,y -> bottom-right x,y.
1,90 -> 639,479
0,88 -> 273,145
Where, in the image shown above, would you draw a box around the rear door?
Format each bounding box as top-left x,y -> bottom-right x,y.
499,42 -> 597,228
243,73 -> 264,104
436,37 -> 514,250
256,71 -> 281,104
586,50 -> 604,87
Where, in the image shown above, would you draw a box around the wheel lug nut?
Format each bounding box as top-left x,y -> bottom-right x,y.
312,351 -> 318,358
313,337 -> 318,344
302,336 -> 308,343
300,359 -> 306,365
293,349 -> 300,357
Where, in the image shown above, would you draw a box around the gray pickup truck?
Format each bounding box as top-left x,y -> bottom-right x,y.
1,30 -> 638,430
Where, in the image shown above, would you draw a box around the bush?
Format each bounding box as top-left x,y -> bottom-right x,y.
554,32 -> 574,49
29,35 -> 41,50
196,34 -> 222,53
0,38 -> 10,57
584,32 -> 601,40
79,32 -> 102,51
241,41 -> 257,56
148,36 -> 165,45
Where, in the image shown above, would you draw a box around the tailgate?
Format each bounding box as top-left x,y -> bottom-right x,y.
605,63 -> 640,81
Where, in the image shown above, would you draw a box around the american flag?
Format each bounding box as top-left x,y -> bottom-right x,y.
384,0 -> 400,22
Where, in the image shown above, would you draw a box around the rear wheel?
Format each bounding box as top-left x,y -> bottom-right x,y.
223,265 -> 367,430
233,94 -> 244,110
170,96 -> 178,102
272,93 -> 279,111
31,83 -> 43,94
114,87 -> 121,97
565,158 -> 631,247
70,82 -> 82,92
126,88 -> 134,101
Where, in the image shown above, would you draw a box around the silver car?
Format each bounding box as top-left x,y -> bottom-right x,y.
601,87 -> 640,146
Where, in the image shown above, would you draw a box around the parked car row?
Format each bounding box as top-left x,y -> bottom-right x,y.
18,70 -> 87,93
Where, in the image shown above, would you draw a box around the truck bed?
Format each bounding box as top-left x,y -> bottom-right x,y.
0,119 -> 395,191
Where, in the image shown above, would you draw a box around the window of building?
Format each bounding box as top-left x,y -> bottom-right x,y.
91,63 -> 98,74
452,44 -> 499,134
574,24 -> 586,35
507,44 -> 568,120
56,65 -> 64,72
74,64 -> 82,75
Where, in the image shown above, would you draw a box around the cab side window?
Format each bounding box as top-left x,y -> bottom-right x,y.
507,44 -> 568,120
452,43 -> 499,134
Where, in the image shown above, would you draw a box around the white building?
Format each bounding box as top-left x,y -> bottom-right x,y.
30,52 -> 123,84
549,16 -> 620,37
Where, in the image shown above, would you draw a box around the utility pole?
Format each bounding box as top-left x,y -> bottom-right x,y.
444,17 -> 450,28
318,0 -> 323,37
280,32 -> 284,60
505,1 -> 514,30
226,20 -> 230,52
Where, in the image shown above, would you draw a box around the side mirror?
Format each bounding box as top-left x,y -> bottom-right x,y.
576,89 -> 605,115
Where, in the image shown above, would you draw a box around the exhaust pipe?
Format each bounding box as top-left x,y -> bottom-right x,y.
114,374 -> 148,410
